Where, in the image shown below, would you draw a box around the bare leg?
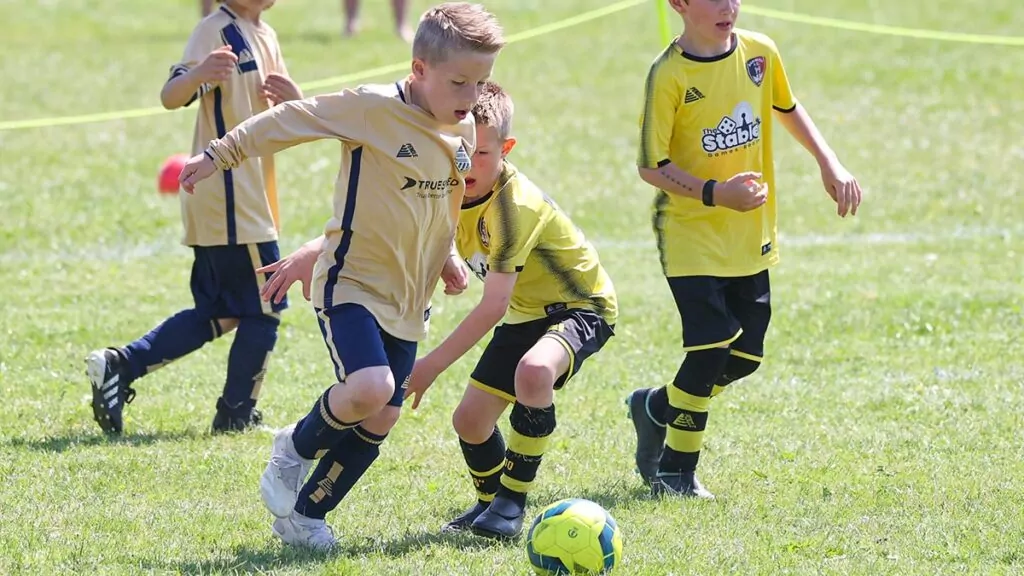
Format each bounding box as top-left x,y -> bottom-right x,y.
343,0 -> 361,37
392,0 -> 413,43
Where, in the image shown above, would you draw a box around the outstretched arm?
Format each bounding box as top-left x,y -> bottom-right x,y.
180,89 -> 368,192
404,271 -> 516,409
206,92 -> 363,169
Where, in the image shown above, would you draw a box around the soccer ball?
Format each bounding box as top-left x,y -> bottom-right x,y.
526,498 -> 623,575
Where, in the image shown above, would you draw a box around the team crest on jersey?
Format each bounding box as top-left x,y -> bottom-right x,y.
455,144 -> 472,174
701,101 -> 761,155
746,56 -> 766,87
477,217 -> 490,248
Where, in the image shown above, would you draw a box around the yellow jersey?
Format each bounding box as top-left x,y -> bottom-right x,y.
455,162 -> 617,325
206,79 -> 476,341
637,29 -> 797,277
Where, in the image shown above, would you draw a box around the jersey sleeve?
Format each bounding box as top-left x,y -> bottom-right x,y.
168,20 -> 221,107
636,54 -> 682,169
770,43 -> 797,113
206,88 -> 370,169
485,194 -> 543,274
268,28 -> 290,77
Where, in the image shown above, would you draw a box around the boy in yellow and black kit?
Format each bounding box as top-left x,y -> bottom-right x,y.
87,0 -> 302,435
627,0 -> 863,499
405,82 -> 617,540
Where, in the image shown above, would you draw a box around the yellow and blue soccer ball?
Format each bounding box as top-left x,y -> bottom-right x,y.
526,498 -> 623,575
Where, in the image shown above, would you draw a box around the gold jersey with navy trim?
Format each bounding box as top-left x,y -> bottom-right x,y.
638,29 -> 797,278
206,79 -> 476,342
171,4 -> 289,247
455,161 -> 617,326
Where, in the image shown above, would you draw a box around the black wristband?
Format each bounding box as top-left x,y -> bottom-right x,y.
203,149 -> 215,162
702,179 -> 716,207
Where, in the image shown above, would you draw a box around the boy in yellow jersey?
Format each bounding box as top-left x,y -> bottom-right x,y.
628,0 -> 863,499
86,0 -> 302,436
179,2 -> 504,550
403,82 -> 618,540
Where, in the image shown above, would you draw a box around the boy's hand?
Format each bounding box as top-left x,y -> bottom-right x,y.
255,241 -> 319,304
441,254 -> 469,296
404,357 -> 443,410
262,73 -> 303,106
820,160 -> 862,217
179,154 -> 217,193
714,172 -> 768,212
194,46 -> 238,84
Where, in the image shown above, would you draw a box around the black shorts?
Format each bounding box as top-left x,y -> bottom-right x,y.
667,270 -> 770,360
190,241 -> 287,319
470,309 -> 615,402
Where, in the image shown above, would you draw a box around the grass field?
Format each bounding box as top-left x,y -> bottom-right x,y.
2,0 -> 1023,574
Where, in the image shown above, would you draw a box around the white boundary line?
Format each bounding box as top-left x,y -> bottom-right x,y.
0,226 -> 1016,265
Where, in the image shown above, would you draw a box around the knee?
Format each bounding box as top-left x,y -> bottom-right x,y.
240,313 -> 280,330
514,356 -> 557,399
718,356 -> 761,384
452,402 -> 493,444
509,401 -> 557,437
345,367 -> 395,414
236,314 -> 280,342
361,405 -> 401,436
673,347 -> 732,395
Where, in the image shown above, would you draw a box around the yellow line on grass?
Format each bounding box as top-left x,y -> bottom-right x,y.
1,1 -> 1019,132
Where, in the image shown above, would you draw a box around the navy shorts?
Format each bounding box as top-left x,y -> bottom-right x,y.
666,270 -> 771,359
315,303 -> 417,407
190,241 -> 287,319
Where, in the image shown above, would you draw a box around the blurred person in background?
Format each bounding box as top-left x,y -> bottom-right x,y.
203,0 -> 412,42
343,0 -> 413,42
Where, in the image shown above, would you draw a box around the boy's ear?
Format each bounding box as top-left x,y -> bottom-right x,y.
411,58 -> 427,80
501,137 -> 517,157
668,0 -> 687,14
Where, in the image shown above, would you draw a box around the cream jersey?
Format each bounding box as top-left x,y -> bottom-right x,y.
206,79 -> 476,341
171,4 -> 288,246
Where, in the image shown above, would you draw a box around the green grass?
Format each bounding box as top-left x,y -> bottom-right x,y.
1,0 -> 1023,574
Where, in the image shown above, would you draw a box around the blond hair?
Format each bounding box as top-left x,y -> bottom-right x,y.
472,81 -> 514,140
413,3 -> 505,65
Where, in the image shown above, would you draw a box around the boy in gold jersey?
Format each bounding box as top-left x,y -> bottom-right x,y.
403,82 -> 617,540
86,0 -> 302,436
628,0 -> 863,499
179,2 -> 504,550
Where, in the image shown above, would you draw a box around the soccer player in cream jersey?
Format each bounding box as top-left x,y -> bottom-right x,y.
403,82 -> 617,540
179,2 -> 505,550
86,0 -> 302,435
628,0 -> 863,499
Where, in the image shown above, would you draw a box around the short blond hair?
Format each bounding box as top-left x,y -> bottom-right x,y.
472,81 -> 514,140
413,3 -> 505,65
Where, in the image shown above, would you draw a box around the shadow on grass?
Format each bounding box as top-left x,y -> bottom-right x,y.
531,480 -> 654,512
341,483 -> 652,559
140,531 -> 498,573
138,544 -> 330,574
3,429 -> 205,452
344,528 -> 503,557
